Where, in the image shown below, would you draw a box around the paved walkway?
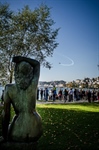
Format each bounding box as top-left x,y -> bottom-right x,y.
0,99 -> 98,107
36,99 -> 98,104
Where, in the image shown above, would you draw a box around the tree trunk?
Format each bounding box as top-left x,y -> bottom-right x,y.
9,71 -> 13,83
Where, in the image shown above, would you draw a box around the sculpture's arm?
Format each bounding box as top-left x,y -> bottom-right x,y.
12,56 -> 40,80
2,85 -> 11,141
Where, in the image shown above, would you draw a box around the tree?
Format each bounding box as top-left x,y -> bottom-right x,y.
0,3 -> 59,85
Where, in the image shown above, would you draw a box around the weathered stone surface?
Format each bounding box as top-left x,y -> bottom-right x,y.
1,56 -> 43,145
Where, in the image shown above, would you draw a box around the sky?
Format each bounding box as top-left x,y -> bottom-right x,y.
0,0 -> 99,82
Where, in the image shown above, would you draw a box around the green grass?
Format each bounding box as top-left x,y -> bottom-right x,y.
37,102 -> 99,150
0,102 -> 99,150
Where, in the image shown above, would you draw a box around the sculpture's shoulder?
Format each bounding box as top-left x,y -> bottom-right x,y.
5,83 -> 15,93
3,84 -> 15,102
32,77 -> 38,86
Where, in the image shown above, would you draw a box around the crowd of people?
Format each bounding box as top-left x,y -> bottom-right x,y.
1,86 -> 99,104
37,86 -> 99,103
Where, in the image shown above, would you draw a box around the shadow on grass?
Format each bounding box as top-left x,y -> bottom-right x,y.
37,105 -> 99,150
0,103 -> 99,150
44,102 -> 99,106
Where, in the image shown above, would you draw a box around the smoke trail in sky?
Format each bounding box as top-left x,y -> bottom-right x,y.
56,52 -> 74,66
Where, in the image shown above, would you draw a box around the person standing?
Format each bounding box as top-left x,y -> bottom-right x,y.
37,88 -> 39,100
63,89 -> 68,103
87,90 -> 91,103
97,91 -> 99,102
52,85 -> 56,101
40,88 -> 43,100
74,89 -> 77,101
58,89 -> 62,101
92,89 -> 95,102
69,88 -> 73,102
45,87 -> 49,101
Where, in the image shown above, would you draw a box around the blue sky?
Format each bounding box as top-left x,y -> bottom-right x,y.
0,0 -> 99,82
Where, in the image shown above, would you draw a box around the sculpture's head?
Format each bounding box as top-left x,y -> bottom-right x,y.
14,61 -> 33,90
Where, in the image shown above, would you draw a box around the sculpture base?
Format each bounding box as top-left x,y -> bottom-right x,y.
0,141 -> 37,150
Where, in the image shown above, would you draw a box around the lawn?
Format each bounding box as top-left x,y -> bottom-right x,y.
0,102 -> 99,150
37,102 -> 99,150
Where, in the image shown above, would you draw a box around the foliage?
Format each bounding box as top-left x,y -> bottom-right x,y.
0,102 -> 99,149
0,3 -> 14,85
0,3 -> 59,85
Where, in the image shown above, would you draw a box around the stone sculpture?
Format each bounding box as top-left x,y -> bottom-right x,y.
0,56 -> 43,149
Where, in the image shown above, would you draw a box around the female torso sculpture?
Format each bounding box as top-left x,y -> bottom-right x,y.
2,56 -> 43,142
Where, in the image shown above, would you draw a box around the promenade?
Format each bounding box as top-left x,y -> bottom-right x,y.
36,99 -> 98,104
0,99 -> 98,107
